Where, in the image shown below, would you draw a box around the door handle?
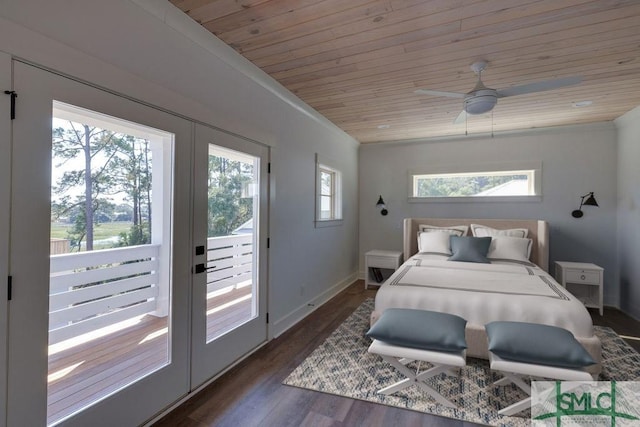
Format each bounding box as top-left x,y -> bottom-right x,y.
194,263 -> 216,274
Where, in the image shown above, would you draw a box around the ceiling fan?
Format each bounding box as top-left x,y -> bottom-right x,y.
414,60 -> 582,124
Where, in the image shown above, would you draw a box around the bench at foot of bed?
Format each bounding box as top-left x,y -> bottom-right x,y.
366,308 -> 467,408
486,321 -> 596,416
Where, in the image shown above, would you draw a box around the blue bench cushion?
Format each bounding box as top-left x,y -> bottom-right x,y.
366,308 -> 467,352
486,321 -> 596,369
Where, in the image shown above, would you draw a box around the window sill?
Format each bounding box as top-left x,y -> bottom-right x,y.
315,219 -> 343,228
408,195 -> 542,203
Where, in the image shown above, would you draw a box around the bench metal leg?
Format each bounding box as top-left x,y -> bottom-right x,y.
499,396 -> 531,416
493,376 -> 511,386
493,372 -> 532,416
378,355 -> 457,408
494,372 -> 531,395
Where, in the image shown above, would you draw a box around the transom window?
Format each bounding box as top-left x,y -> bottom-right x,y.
409,163 -> 541,201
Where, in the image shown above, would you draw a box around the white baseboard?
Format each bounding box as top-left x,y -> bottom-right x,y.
270,271 -> 358,339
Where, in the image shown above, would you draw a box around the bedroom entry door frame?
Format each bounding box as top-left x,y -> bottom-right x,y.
190,123 -> 269,389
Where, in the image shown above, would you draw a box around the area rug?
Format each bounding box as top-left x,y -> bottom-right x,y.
283,299 -> 640,427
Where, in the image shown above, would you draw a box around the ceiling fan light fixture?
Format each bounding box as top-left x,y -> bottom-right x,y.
464,92 -> 497,115
414,60 -> 581,125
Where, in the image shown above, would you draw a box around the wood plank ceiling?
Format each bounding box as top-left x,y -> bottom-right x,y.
169,0 -> 640,143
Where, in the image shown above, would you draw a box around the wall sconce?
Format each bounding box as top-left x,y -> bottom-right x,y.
571,192 -> 598,218
376,195 -> 388,216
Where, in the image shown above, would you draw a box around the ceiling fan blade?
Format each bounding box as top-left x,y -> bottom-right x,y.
414,89 -> 466,99
496,76 -> 582,98
453,110 -> 467,125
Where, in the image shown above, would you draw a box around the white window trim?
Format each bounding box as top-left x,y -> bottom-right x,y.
408,161 -> 542,203
315,154 -> 343,227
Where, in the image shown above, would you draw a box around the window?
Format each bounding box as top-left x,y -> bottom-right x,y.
409,162 -> 541,202
319,167 -> 336,219
315,155 -> 342,226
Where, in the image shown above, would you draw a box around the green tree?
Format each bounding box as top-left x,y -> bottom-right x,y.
416,174 -> 526,197
112,136 -> 152,246
52,122 -> 153,251
52,123 -> 121,251
207,155 -> 254,237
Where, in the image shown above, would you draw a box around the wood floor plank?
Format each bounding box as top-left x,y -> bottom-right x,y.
206,286 -> 253,340
48,314 -> 166,365
591,307 -> 640,352
48,317 -> 167,376
250,386 -> 319,427
48,352 -> 167,424
309,392 -> 354,423
340,399 -> 389,427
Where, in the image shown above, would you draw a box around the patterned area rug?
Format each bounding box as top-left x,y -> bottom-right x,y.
283,299 -> 640,427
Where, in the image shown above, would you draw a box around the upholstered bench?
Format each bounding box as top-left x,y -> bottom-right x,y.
366,308 -> 467,408
485,321 -> 596,416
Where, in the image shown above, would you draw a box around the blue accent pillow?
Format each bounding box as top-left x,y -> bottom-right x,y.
366,308 -> 467,352
485,321 -> 596,368
448,236 -> 491,263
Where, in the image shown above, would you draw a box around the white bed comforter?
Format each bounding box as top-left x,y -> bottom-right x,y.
374,254 -> 594,338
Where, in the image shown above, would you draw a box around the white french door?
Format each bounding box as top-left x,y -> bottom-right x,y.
190,124 -> 269,388
7,61 -> 192,426
0,51 -> 11,427
5,60 -> 270,426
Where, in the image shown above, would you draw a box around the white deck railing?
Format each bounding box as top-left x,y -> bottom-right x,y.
48,234 -> 253,345
49,244 -> 161,345
206,234 -> 253,294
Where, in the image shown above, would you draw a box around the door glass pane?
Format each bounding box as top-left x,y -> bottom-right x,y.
48,101 -> 173,425
206,144 -> 258,343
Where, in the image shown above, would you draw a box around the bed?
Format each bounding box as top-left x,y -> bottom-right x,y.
371,218 -> 602,374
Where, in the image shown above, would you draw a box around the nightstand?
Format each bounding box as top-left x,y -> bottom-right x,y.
554,261 -> 603,315
365,250 -> 403,289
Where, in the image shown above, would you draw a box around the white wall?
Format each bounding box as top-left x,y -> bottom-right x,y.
359,123 -> 619,306
269,128 -> 358,333
0,0 -> 358,337
615,107 -> 640,320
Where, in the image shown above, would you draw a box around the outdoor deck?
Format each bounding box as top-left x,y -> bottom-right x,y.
47,285 -> 252,425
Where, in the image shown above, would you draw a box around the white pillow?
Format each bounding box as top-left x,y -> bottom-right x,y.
471,224 -> 529,238
417,231 -> 454,254
487,236 -> 533,262
418,224 -> 469,236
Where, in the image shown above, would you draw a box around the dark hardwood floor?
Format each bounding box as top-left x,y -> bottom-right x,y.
154,280 -> 640,427
590,307 -> 640,352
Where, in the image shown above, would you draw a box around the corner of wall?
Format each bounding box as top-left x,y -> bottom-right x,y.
614,104 -> 640,318
614,105 -> 640,128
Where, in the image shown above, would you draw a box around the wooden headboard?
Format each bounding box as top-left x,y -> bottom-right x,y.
403,218 -> 549,272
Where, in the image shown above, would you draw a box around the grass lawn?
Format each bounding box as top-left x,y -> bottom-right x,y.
51,221 -> 133,241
